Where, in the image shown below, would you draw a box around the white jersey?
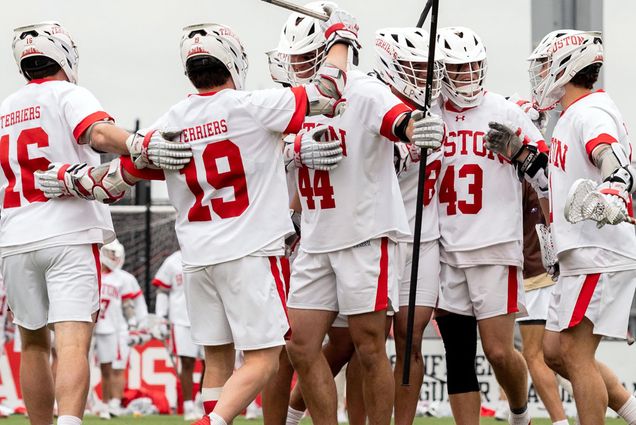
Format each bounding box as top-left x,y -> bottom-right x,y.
95,268 -> 141,334
140,87 -> 307,266
294,70 -> 411,253
548,90 -> 636,273
0,268 -> 7,347
0,80 -> 115,252
438,91 -> 545,265
152,251 -> 189,326
396,102 -> 443,243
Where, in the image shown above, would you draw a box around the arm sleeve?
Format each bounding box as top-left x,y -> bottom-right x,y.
59,85 -> 114,143
357,80 -> 411,142
576,107 -> 621,163
155,292 -> 169,318
152,256 -> 175,291
241,87 -> 308,134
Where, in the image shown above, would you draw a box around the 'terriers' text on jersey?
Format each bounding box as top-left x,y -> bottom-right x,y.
549,90 -> 636,273
0,80 -> 115,251
152,251 -> 190,327
95,268 -> 142,334
396,102 -> 443,243
294,70 -> 410,253
144,87 -> 307,265
438,91 -> 545,265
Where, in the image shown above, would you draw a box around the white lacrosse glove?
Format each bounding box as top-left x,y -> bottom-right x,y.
596,181 -> 631,226
284,126 -> 343,171
35,161 -> 132,204
127,329 -> 152,347
509,93 -> 548,133
411,111 -> 444,151
126,129 -> 192,170
535,224 -> 559,281
394,142 -> 421,175
320,6 -> 361,53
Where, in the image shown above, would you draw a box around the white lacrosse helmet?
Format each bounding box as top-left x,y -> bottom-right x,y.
180,23 -> 249,90
276,1 -> 335,84
528,30 -> 603,111
266,49 -> 291,87
12,21 -> 79,84
374,27 -> 443,108
437,26 -> 488,108
101,239 -> 126,271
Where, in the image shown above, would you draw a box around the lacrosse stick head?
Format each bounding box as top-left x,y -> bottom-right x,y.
564,178 -> 627,226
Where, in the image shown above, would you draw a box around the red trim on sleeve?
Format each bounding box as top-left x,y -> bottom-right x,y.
507,266 -> 519,314
284,86 -> 308,134
120,156 -> 165,181
380,103 -> 411,142
585,133 -> 618,162
374,238 -> 389,311
568,273 -> 601,328
151,278 -> 171,290
73,111 -> 113,142
122,290 -> 143,300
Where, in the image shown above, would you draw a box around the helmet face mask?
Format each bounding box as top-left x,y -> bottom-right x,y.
373,27 -> 442,109
528,30 -> 603,111
12,21 -> 79,84
437,27 -> 487,108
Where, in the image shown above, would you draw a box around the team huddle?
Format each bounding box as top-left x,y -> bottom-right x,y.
1,1 -> 636,425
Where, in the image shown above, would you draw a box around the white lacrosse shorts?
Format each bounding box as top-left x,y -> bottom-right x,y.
438,263 -> 527,321
397,240 -> 440,308
3,244 -> 101,329
517,283 -> 554,323
184,255 -> 288,351
546,269 -> 636,339
287,237 -> 397,316
170,324 -> 203,359
95,331 -> 129,368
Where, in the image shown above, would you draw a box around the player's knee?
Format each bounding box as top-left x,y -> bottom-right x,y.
542,344 -> 564,374
483,344 -> 511,369
437,314 -> 480,394
354,338 -> 388,370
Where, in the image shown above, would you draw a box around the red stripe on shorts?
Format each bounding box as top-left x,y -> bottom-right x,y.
91,244 -> 102,323
507,266 -> 519,314
568,273 -> 601,328
374,238 -> 389,311
280,257 -> 291,297
170,325 -> 177,355
269,257 -> 290,338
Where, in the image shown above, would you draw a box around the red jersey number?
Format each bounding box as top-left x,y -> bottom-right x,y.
298,168 -> 336,210
181,140 -> 250,222
0,127 -> 51,209
423,159 -> 442,206
439,164 -> 483,215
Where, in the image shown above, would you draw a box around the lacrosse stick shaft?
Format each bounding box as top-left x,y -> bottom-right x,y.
261,0 -> 329,20
402,0 -> 439,386
416,0 -> 433,28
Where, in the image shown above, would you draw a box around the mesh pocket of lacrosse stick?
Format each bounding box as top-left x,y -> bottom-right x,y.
564,178 -> 634,225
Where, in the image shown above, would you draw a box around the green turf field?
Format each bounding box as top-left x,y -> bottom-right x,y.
0,417 -> 625,425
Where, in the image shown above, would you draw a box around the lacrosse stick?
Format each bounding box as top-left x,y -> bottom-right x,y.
261,0 -> 328,20
564,178 -> 636,226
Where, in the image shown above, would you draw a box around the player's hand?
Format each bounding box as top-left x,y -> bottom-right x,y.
126,129 -> 192,170
509,94 -> 548,133
36,163 -> 94,200
484,122 -> 525,161
394,142 -> 421,175
535,224 -> 559,281
285,209 -> 301,257
411,111 -> 444,151
127,329 -> 151,346
320,6 -> 361,52
287,126 -> 343,171
596,181 -> 630,227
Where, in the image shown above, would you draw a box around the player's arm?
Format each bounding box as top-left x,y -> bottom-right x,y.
589,138 -> 636,214
122,298 -> 138,328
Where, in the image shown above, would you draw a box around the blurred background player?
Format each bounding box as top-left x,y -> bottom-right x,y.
1,21 -> 188,425
434,26 -> 549,425
373,26 -> 444,425
95,239 -> 146,419
153,250 -> 204,421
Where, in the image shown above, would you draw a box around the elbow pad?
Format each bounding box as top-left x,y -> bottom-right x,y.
592,143 -> 636,193
305,63 -> 347,117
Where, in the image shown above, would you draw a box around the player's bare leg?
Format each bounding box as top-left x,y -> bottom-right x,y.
348,309 -> 394,425
559,318 -> 605,425
54,320 -> 95,419
262,348 -> 293,425
110,369 -> 125,404
447,392 -> 481,425
288,326 -> 355,412
393,306 -> 433,425
478,314 -> 528,412
100,362 -> 113,407
345,352 -> 366,425
180,356 -> 196,406
519,324 -> 567,422
204,343 -> 282,423
19,326 -> 55,425
286,309 -> 338,425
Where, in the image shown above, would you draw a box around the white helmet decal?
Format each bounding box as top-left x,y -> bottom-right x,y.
12,21 -> 79,84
